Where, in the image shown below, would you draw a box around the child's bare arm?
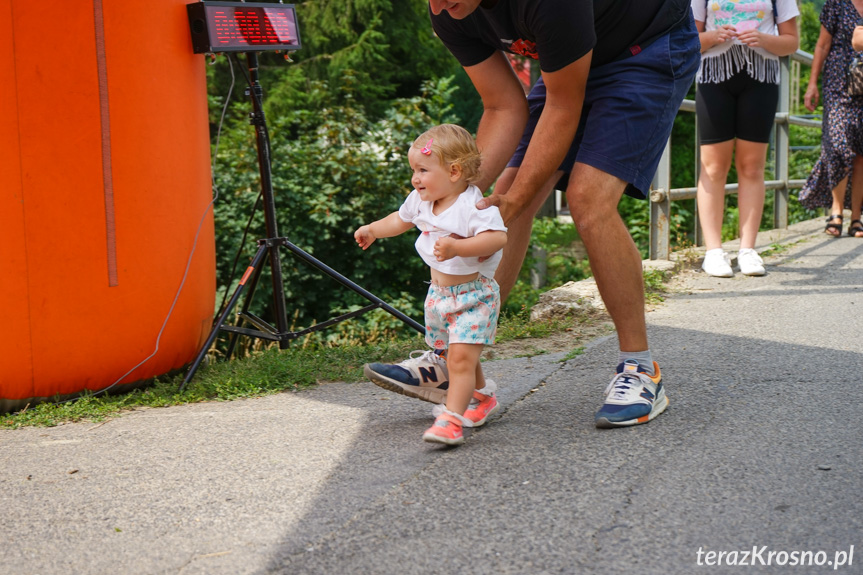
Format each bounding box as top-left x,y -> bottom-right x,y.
433,230 -> 507,261
355,212 -> 414,250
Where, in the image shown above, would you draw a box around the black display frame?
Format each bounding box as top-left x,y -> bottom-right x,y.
187,1 -> 302,54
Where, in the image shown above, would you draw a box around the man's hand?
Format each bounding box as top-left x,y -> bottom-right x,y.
476,193 -> 519,226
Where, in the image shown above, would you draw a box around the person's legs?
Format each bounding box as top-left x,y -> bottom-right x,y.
363,284 -> 451,403
730,68 -> 776,252
851,155 -> 863,223
696,140 -> 734,250
845,155 -> 863,237
372,11 -> 699,421
575,15 -> 697,426
734,139 -> 769,249
695,74 -> 740,276
463,359 -> 499,426
422,343 -> 483,445
732,138 -> 769,275
566,163 -> 646,352
491,167 -> 562,302
825,176 -> 850,236
441,343 -> 483,415
567,164 -> 669,428
421,277 -> 498,445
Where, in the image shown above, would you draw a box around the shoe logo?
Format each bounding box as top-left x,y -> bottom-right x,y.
418,367 -> 439,384
640,387 -> 655,402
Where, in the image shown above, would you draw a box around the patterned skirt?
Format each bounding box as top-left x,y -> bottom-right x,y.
798,93 -> 863,210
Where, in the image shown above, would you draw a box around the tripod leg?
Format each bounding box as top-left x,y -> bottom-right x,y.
282,240 -> 425,334
181,243 -> 270,390
224,246 -> 269,362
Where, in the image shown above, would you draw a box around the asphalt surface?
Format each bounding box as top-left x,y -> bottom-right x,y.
2,217 -> 862,575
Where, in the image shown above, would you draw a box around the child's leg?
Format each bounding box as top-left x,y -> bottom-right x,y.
443,343 -> 484,415
474,360 -> 486,392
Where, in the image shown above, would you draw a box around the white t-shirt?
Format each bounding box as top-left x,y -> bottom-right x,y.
398,185 -> 507,278
691,0 -> 799,84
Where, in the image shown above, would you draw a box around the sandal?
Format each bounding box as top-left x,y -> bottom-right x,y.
847,219 -> 863,238
825,214 -> 843,237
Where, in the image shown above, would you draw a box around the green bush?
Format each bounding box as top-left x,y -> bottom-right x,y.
212,77 -> 462,333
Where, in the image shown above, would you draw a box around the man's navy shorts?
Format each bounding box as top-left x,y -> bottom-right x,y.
507,12 -> 700,199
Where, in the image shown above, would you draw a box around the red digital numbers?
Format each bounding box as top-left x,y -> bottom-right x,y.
208,6 -> 298,48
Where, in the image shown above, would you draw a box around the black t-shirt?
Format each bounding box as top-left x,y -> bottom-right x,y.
431,0 -> 691,71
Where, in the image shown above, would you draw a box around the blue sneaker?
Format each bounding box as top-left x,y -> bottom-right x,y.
595,360 -> 667,428
363,350 -> 449,404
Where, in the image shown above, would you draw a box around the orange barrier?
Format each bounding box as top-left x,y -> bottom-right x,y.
0,0 -> 215,413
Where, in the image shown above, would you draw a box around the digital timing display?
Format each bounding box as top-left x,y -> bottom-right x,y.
187,2 -> 301,53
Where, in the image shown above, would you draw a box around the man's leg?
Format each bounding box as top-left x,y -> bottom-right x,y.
567,162 -> 667,428
566,163 -> 646,352
492,167 -> 563,302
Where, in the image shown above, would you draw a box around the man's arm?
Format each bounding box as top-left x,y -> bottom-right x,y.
478,54 -> 591,225
462,51 -> 531,194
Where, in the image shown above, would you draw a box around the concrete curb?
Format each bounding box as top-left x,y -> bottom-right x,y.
530,215 -> 827,321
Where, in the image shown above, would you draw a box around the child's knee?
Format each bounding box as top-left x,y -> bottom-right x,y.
445,344 -> 482,373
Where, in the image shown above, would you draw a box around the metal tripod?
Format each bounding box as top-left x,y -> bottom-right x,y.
181,52 -> 423,389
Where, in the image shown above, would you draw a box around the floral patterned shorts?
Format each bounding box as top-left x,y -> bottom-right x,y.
424,276 -> 500,349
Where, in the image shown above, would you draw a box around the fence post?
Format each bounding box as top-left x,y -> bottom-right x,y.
694,93 -> 703,247
649,137 -> 672,260
774,56 -> 791,229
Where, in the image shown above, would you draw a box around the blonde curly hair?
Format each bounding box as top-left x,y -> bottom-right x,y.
412,124 -> 482,185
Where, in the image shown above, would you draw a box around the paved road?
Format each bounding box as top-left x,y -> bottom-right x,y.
2,218 -> 862,575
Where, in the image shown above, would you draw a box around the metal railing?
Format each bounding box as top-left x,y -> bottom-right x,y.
648,49 -> 819,260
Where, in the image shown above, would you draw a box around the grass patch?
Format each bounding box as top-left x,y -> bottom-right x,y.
0,337 -> 426,430
643,268 -> 671,305
0,313 -> 583,430
758,239 -> 802,258
561,347 -> 586,362
494,311 -> 579,343
2,272 -> 673,429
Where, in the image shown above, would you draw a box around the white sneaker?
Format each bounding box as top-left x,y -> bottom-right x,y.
738,248 -> 765,276
702,249 -> 733,277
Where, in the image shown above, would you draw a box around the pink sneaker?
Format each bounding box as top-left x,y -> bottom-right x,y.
463,382 -> 499,427
422,413 -> 465,445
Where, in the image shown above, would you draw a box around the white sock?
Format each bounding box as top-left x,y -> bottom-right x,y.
619,351 -> 654,375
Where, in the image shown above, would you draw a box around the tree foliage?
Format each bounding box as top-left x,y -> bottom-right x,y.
212,76 -> 462,331
203,0 -> 827,339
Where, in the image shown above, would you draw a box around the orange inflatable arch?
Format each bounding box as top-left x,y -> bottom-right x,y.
1,0 -> 215,413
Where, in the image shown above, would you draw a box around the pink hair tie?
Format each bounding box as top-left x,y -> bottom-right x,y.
420,138 -> 433,155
